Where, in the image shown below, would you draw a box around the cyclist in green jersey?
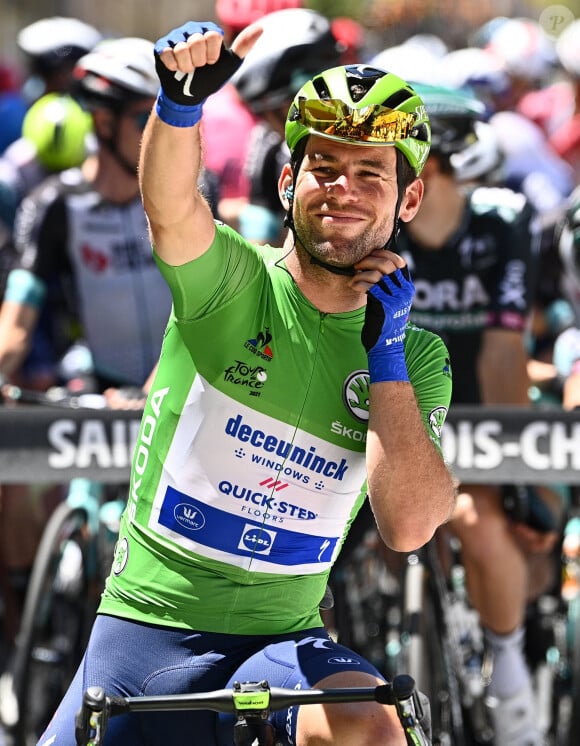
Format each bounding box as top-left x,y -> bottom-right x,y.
39,21 -> 456,746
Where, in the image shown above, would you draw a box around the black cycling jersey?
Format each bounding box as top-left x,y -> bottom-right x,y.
245,122 -> 289,215
398,185 -> 539,404
10,166 -> 172,386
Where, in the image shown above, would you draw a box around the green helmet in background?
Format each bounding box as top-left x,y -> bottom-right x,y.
409,83 -> 485,148
22,92 -> 92,171
285,64 -> 431,176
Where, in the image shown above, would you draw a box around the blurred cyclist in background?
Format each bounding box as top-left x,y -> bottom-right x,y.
0,94 -> 94,305
16,15 -> 103,104
482,17 -> 557,113
547,187 -> 580,411
396,81 -> 562,746
0,37 -> 171,655
437,21 -> 575,216
550,20 -> 580,182
0,16 -> 102,231
231,7 -> 342,243
0,16 -> 102,300
0,35 -> 171,393
0,17 -> 104,651
518,19 -> 580,184
202,0 -> 303,229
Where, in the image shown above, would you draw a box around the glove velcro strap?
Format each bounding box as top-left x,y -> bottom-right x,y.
156,90 -> 204,127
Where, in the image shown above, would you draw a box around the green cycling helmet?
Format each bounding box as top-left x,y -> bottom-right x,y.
408,83 -> 486,154
22,92 -> 92,171
285,64 -> 431,175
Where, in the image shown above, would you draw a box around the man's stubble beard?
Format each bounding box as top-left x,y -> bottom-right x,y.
293,208 -> 392,268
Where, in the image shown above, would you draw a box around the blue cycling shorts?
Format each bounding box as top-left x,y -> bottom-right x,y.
38,614 -> 384,746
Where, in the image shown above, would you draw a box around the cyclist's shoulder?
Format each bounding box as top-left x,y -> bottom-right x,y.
213,221 -> 282,263
18,165 -> 92,215
404,322 -> 449,360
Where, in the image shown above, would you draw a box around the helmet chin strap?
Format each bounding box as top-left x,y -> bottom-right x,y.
284,150 -> 406,276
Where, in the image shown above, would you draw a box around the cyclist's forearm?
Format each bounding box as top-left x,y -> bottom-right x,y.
563,369 -> 580,410
0,300 -> 38,378
139,114 -> 214,265
366,381 -> 456,552
477,328 -> 530,405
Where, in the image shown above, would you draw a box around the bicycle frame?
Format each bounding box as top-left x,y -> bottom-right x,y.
75,675 -> 431,746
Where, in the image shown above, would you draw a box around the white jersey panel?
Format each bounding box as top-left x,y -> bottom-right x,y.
143,377 -> 367,575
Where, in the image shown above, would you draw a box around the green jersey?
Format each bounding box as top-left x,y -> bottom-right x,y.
100,223 -> 452,635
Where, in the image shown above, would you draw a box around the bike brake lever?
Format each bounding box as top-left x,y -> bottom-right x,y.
75,687 -> 109,746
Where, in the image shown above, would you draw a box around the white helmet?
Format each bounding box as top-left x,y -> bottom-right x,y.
485,17 -> 557,82
370,42 -> 443,86
556,19 -> 580,78
74,37 -> 159,107
18,16 -> 102,65
437,47 -> 510,100
450,121 -> 504,183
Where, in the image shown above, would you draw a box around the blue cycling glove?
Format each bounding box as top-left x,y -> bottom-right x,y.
361,266 -> 415,383
154,21 -> 243,127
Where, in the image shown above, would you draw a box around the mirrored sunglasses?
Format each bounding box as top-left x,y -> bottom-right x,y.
297,98 -> 417,143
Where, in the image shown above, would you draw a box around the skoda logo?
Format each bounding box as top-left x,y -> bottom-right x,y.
343,370 -> 370,423
112,537 -> 129,576
429,406 -> 448,439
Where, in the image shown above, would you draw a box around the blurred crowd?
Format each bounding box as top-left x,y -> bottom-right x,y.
0,3 -> 579,744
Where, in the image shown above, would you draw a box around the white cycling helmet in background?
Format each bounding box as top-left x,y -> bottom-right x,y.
556,19 -> 580,79
18,16 -> 102,70
450,121 -> 504,184
484,17 -> 557,84
437,47 -> 510,105
17,16 -> 103,101
72,38 -> 158,174
370,39 -> 445,86
73,37 -> 159,109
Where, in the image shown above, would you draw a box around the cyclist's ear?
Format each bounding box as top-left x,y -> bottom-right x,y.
399,178 -> 424,224
279,165 -> 294,209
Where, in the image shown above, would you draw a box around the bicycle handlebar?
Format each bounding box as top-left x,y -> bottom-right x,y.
0,382 -> 108,409
75,676 -> 431,746
0,380 -> 146,411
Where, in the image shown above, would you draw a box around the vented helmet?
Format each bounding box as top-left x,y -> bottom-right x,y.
73,37 -> 159,110
485,17 -> 557,83
410,82 -> 502,181
285,64 -> 431,175
22,92 -> 92,171
410,82 -> 485,153
232,9 -> 341,113
17,17 -> 102,71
